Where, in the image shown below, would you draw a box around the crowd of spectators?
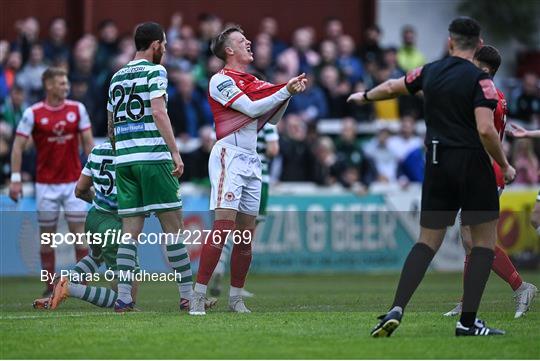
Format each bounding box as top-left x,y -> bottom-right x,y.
1,14 -> 539,189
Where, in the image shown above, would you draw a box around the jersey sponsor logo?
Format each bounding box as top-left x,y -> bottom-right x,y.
52,121 -> 66,136
66,111 -> 77,123
217,79 -> 240,99
406,66 -> 423,84
40,117 -> 49,125
479,79 -> 498,100
116,122 -> 145,135
47,120 -> 74,144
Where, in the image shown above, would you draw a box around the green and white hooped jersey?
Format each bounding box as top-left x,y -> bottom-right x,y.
81,142 -> 117,213
256,123 -> 279,183
107,59 -> 170,167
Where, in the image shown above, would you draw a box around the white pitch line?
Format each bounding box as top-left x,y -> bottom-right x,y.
0,311 -> 158,320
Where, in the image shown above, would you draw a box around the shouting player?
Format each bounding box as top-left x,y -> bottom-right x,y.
444,45 -> 537,319
9,67 -> 94,296
108,22 -> 196,312
209,123 -> 280,297
190,26 -> 307,315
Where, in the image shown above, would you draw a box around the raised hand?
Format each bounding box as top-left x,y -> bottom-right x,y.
287,73 -> 308,95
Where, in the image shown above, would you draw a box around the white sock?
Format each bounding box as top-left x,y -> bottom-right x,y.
390,306 -> 403,315
230,286 -> 243,297
180,283 -> 193,300
68,283 -> 86,299
537,226 -> 540,236
194,283 -> 207,295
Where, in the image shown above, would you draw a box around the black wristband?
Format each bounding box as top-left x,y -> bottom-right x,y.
363,91 -> 370,101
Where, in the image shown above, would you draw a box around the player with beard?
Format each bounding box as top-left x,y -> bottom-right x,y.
107,22 -> 198,312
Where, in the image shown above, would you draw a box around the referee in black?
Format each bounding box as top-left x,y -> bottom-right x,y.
348,17 -> 516,337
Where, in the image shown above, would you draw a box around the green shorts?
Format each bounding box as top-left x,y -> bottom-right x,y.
258,181 -> 269,216
85,207 -> 139,272
116,161 -> 182,217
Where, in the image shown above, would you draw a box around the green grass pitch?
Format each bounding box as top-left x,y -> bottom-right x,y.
1,272 -> 539,359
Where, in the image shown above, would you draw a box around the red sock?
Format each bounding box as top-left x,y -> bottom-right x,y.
196,220 -> 235,285
40,250 -> 55,291
230,229 -> 253,288
75,248 -> 89,262
460,254 -> 470,302
492,245 -> 522,291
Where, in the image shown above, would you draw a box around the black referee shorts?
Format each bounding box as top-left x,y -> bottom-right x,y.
420,147 -> 499,229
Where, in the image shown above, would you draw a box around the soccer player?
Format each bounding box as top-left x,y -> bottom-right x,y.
444,45 -> 537,319
33,140 -> 140,310
209,123 -> 280,297
190,25 -> 307,315
9,67 -> 94,296
107,22 -> 194,312
348,17 -> 516,336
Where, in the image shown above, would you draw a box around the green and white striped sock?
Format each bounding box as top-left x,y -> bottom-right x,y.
163,237 -> 193,300
71,255 -> 101,280
116,239 -> 138,304
68,283 -> 117,307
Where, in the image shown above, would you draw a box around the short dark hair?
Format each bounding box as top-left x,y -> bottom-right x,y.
448,17 -> 481,50
474,45 -> 501,77
134,22 -> 164,51
211,26 -> 243,61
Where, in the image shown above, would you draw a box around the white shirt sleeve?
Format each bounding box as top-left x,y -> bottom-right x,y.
148,65 -> 168,100
16,108 -> 35,137
209,73 -> 291,118
77,102 -> 92,131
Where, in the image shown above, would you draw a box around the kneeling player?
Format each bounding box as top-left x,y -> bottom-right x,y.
444,46 -> 537,319
33,141 -> 141,310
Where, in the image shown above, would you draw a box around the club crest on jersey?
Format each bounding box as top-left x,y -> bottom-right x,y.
224,192 -> 235,201
40,117 -> 49,125
66,111 -> 77,123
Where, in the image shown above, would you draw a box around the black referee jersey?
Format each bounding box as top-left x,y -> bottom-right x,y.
404,56 -> 500,229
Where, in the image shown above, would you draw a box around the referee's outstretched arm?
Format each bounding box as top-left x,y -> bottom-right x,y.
347,77 -> 409,104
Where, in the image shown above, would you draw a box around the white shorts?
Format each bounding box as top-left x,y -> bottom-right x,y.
209,142 -> 262,216
36,182 -> 88,227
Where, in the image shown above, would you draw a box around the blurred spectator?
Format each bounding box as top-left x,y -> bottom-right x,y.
319,65 -> 351,118
0,41 -> 9,102
197,13 -> 222,59
167,13 -> 184,41
0,121 -> 13,185
383,47 -> 405,79
118,35 -> 136,59
2,51 -> 23,93
337,35 -> 364,84
1,84 -> 27,130
94,20 -> 119,74
259,17 -> 287,58
11,17 -> 40,65
43,17 -> 70,63
312,136 -> 340,185
318,40 -> 338,69
511,72 -> 540,125
165,38 -> 191,72
334,117 -> 377,186
363,127 -> 399,182
387,115 -> 424,182
251,35 -> 275,81
168,71 -> 213,138
359,25 -> 383,63
181,125 -> 215,186
397,25 -> 425,72
279,114 -> 316,181
286,72 -> 328,122
278,27 -> 320,78
512,138 -> 539,185
15,43 -> 47,104
70,75 -> 102,135
324,17 -> 344,43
